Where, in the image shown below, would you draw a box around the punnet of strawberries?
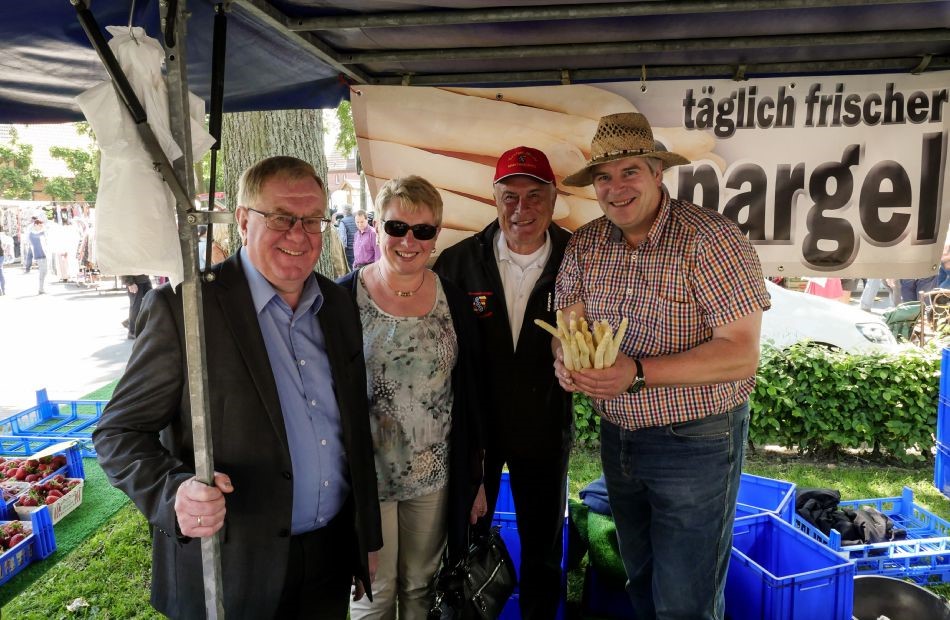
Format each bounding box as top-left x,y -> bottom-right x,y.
0,482 -> 29,503
0,454 -> 68,484
17,475 -> 80,508
0,521 -> 29,552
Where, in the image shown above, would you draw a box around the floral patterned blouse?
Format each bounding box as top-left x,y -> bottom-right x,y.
356,273 -> 458,501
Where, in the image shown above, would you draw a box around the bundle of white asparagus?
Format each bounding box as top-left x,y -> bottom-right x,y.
535,310 -> 628,371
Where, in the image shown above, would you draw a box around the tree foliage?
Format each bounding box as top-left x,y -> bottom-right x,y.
0,129 -> 42,199
47,135 -> 99,202
334,99 -> 357,157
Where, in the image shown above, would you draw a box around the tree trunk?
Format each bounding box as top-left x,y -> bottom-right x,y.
221,109 -> 348,278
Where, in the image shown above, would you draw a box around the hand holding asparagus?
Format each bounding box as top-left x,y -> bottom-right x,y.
535,310 -> 628,370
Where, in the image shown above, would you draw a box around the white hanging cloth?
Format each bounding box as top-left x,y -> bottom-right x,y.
76,26 -> 215,287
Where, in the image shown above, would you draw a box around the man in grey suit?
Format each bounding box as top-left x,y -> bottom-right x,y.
94,156 -> 382,619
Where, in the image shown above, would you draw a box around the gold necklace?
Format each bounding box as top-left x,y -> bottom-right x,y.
377,263 -> 426,297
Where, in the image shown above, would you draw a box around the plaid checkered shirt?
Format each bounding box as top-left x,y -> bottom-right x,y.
555,190 -> 771,430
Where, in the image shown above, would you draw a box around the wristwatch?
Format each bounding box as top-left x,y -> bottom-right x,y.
626,358 -> 646,394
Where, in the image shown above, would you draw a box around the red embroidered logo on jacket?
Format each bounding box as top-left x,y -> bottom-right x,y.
470,291 -> 493,317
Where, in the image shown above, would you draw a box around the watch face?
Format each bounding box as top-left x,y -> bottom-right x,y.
626,377 -> 645,394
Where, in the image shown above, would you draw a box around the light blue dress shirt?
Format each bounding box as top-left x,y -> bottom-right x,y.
240,248 -> 350,534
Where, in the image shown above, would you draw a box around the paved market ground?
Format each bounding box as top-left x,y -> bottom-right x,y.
0,266 -> 133,419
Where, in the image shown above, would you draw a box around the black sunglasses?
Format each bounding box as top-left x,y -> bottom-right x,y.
382,219 -> 438,241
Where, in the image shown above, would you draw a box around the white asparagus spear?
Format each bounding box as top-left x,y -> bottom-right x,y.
440,85 -> 639,121
355,106 -> 587,181
359,142 -> 570,220
575,331 -> 592,369
607,318 -> 629,366
356,85 -> 598,154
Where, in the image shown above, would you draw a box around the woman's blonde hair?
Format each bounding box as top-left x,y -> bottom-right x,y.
374,176 -> 443,225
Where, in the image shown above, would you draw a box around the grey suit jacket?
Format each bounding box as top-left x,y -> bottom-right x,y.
94,254 -> 382,619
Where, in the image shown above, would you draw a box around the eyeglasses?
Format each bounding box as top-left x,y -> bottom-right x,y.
382,219 -> 438,241
245,207 -> 331,234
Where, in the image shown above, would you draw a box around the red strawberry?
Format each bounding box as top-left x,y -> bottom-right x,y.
14,468 -> 27,481
19,496 -> 37,507
47,490 -> 62,500
45,496 -> 58,505
25,459 -> 38,469
8,533 -> 25,547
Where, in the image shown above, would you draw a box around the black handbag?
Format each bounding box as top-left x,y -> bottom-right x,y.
428,526 -> 517,620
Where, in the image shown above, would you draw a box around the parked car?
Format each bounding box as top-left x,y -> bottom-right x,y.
761,280 -> 899,353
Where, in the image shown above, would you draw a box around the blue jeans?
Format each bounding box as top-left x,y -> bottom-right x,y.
600,402 -> 749,620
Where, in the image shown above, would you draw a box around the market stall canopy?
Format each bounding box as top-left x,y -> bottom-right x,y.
4,0 -> 950,123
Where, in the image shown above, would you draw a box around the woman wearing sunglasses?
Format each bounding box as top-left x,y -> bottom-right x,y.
338,175 -> 485,619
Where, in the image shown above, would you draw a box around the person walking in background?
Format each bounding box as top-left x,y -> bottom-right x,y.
804,277 -> 846,302
121,275 -> 152,339
351,209 -> 380,269
27,216 -> 49,294
339,176 -> 484,620
0,225 -> 12,296
554,113 -> 770,619
94,156 -> 382,618
900,276 -> 938,305
339,204 -> 358,269
860,278 -> 898,312
434,146 -> 573,619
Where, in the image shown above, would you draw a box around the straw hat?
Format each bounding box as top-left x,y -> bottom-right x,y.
562,113 -> 690,187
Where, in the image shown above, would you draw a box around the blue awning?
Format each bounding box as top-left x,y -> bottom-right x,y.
3,1 -> 949,123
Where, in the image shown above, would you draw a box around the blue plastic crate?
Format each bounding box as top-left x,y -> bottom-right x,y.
728,513 -> 854,620
937,442 -> 950,500
793,486 -> 950,583
0,443 -> 84,520
736,473 -> 797,522
938,397 -> 950,448
492,472 -> 568,620
0,505 -> 57,587
941,348 -> 950,400
581,565 -> 634,619
0,389 -> 105,458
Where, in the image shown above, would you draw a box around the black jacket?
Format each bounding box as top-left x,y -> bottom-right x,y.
95,254 -> 382,619
434,221 -> 573,458
337,269 -> 483,563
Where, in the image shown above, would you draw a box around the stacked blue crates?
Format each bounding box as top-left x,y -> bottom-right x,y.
492,472 -> 568,620
0,506 -> 57,586
581,473 -> 800,620
736,473 -> 797,522
794,486 -> 950,584
937,347 -> 950,497
0,389 -> 105,457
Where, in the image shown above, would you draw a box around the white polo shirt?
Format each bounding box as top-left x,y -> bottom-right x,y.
494,230 -> 552,349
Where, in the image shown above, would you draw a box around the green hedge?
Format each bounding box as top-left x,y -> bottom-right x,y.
572,343 -> 943,463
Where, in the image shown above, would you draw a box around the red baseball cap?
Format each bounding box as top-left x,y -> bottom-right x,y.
493,146 -> 555,184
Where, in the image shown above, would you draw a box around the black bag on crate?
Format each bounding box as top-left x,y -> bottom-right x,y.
428,526 -> 517,620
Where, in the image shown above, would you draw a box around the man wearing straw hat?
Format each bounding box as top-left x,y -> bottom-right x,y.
553,113 -> 770,619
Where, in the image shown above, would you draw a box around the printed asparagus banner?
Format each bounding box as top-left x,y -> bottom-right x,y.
351,74 -> 950,278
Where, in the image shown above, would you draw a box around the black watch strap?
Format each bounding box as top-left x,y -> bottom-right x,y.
627,358 -> 645,394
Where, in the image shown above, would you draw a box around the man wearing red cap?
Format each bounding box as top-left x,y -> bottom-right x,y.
434,146 -> 572,619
